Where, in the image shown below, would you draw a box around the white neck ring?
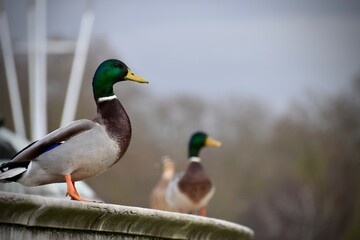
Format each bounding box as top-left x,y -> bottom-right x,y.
98,95 -> 117,103
189,157 -> 201,162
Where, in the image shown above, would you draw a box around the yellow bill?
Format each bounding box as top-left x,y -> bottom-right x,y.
125,69 -> 149,84
205,137 -> 222,147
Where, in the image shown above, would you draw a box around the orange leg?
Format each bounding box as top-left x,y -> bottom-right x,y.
66,180 -> 80,200
200,207 -> 207,217
65,174 -> 94,202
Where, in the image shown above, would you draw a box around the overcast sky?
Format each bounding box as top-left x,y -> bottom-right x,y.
5,0 -> 360,112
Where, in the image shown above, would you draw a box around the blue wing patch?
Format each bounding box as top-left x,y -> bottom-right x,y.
42,142 -> 62,154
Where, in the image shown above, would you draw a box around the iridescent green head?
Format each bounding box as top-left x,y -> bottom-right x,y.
188,131 -> 222,158
92,59 -> 148,101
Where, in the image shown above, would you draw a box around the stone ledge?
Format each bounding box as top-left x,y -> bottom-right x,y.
0,191 -> 253,240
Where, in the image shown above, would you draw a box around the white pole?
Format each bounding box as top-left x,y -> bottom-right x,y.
61,2 -> 95,127
29,0 -> 47,140
0,0 -> 26,138
27,0 -> 35,139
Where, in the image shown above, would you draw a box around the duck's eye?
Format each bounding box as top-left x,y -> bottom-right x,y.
114,63 -> 119,68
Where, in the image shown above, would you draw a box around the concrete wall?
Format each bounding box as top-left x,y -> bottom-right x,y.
0,191 -> 253,240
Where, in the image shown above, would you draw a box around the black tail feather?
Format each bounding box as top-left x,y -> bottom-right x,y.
0,161 -> 30,182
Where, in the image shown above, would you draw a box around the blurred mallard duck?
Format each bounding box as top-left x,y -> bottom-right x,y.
166,132 -> 222,216
0,59 -> 148,202
150,156 -> 177,212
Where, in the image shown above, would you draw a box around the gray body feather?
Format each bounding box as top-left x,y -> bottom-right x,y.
0,119 -> 120,186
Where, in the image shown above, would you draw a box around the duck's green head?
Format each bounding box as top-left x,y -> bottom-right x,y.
188,131 -> 222,157
92,59 -> 148,101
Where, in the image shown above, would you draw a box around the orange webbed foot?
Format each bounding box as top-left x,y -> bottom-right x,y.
200,207 -> 207,217
65,174 -> 99,203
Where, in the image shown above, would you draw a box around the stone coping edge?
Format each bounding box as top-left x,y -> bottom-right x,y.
0,191 -> 253,239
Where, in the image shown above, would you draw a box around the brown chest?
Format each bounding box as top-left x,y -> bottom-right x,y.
178,162 -> 213,203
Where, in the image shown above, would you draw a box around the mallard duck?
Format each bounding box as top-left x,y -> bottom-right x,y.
0,59 -> 148,202
150,156 -> 177,212
165,132 -> 222,216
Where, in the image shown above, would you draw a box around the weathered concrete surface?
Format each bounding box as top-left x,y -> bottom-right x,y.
0,191 -> 253,239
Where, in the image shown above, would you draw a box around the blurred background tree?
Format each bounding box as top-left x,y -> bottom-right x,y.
1,37 -> 359,240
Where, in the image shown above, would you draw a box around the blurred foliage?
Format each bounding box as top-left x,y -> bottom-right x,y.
1,40 -> 359,240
